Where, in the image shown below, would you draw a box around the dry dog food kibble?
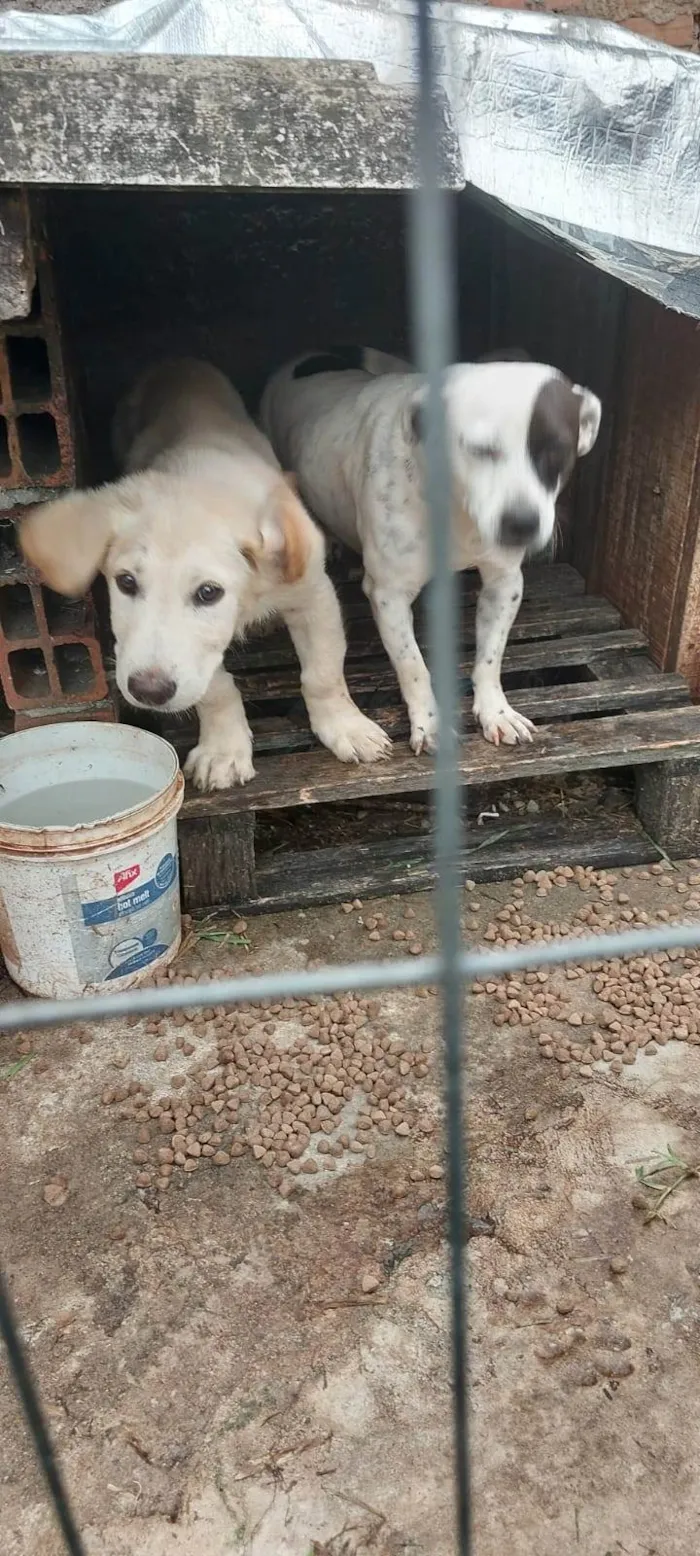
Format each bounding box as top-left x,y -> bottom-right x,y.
97,984 -> 437,1196
475,862 -> 700,1085
86,861 -> 700,1201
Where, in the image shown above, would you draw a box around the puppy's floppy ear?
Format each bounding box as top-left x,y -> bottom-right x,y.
243,482 -> 319,585
19,487 -> 118,596
572,386 -> 602,457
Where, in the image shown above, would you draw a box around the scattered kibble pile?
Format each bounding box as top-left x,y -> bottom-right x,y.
16,856 -> 700,1207
99,991 -> 440,1198
469,861 -> 700,1078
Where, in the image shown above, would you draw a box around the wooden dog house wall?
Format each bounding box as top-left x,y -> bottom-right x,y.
42,184 -> 700,701
487,210 -> 700,699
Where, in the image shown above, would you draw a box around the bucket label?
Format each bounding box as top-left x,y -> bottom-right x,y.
62,848 -> 180,987
81,853 -> 178,925
114,864 -> 140,894
105,927 -> 170,980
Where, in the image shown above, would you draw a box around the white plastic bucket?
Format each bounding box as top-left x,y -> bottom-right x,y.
0,722 -> 184,999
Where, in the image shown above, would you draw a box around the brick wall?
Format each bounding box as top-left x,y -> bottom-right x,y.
481,0 -> 698,49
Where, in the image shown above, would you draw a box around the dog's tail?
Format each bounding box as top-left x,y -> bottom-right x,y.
477,347 -> 532,364
279,346 -> 412,384
361,347 -> 412,377
260,347 -> 413,454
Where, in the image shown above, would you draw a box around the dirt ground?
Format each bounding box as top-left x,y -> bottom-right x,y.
3,864 -> 700,1556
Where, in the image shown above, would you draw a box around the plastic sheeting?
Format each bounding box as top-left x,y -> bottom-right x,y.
1,0 -> 699,314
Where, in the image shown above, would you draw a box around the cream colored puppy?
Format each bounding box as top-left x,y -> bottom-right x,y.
20,359 -> 390,790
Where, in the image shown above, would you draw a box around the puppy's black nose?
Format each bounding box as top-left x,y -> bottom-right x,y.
127,670 -> 177,707
498,507 -> 540,548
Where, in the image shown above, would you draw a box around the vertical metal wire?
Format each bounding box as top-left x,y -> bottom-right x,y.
406,3 -> 470,1550
0,1271 -> 86,1556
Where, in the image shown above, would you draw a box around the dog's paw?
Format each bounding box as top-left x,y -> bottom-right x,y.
409,702 -> 439,756
184,740 -> 256,791
317,708 -> 392,765
474,694 -> 535,747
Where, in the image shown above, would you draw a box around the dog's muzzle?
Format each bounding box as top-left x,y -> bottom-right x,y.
127,669 -> 177,707
498,507 -> 540,549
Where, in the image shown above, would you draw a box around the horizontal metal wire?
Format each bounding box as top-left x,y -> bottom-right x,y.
2,919 -> 700,1037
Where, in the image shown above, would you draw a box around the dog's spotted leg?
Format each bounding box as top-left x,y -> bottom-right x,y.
472,557 -> 535,746
283,575 -> 391,764
186,666 -> 256,791
365,578 -> 438,755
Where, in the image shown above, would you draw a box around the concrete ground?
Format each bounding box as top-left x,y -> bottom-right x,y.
3,863 -> 700,1556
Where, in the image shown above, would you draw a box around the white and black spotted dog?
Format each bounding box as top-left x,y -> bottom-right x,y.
261,348 -> 602,752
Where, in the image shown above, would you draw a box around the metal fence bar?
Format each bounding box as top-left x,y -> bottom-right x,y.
408,3 -> 470,1548
0,1272 -> 86,1556
4,921 -> 700,1038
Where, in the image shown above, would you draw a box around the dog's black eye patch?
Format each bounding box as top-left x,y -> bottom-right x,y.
527,378 -> 580,492
533,439 -> 574,491
293,347 -> 365,380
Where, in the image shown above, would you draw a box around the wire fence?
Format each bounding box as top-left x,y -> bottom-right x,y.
3,5 -> 700,1554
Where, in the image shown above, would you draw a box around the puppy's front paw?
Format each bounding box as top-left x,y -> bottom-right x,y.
474,692 -> 535,747
316,707 -> 392,765
409,699 -> 439,756
184,740 -> 256,792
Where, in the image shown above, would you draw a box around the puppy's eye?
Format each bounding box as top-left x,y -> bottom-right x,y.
115,571 -> 139,597
469,444 -> 502,462
193,582 -> 224,607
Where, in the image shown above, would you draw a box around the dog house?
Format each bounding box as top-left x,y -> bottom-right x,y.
2,43 -> 700,912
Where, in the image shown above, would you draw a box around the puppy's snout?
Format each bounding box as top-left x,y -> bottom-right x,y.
498,507 -> 540,548
127,669 -> 177,707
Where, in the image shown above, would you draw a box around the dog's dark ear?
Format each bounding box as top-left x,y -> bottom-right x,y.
19,489 -> 117,595
477,347 -> 532,364
244,482 -> 320,585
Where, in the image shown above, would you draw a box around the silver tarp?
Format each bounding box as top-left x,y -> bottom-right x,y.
1,0 -> 699,315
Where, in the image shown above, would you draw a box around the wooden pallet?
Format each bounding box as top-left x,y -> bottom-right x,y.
156,563 -> 700,911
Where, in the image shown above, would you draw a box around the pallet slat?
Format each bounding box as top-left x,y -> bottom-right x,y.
163,670 -> 690,759
168,557 -> 700,903
331,559 -> 587,604
348,589 -> 614,636
248,811 -> 663,914
180,704 -> 700,820
227,594 -> 621,674
231,628 -> 647,704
